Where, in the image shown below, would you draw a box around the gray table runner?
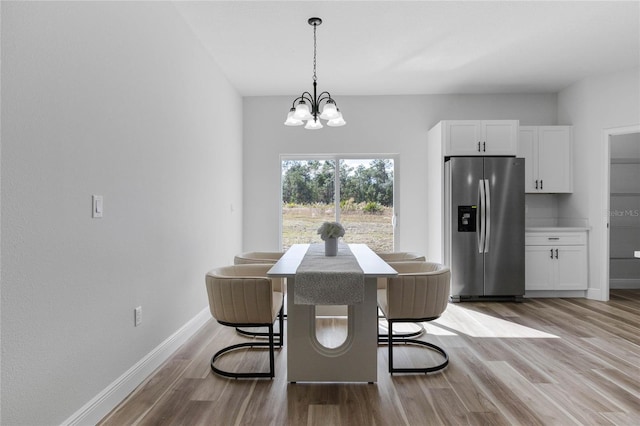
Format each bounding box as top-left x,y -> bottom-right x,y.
294,243 -> 365,305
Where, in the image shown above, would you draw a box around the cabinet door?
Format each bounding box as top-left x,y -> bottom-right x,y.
445,121 -> 482,155
518,126 -> 538,192
556,245 -> 587,290
482,120 -> 519,155
538,126 -> 573,193
525,246 -> 555,290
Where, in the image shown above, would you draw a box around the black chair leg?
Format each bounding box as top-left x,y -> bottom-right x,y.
278,306 -> 284,348
388,321 -> 394,373
386,319 -> 449,374
211,340 -> 275,379
235,306 -> 285,346
211,311 -> 283,379
378,319 -> 425,343
268,323 -> 275,378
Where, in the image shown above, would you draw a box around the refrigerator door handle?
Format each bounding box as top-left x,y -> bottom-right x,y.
484,179 -> 491,253
478,179 -> 485,253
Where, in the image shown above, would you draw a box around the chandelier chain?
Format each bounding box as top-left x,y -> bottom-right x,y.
313,23 -> 317,82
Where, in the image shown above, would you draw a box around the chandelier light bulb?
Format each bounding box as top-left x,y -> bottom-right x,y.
305,118 -> 323,130
293,101 -> 312,121
326,113 -> 346,127
319,101 -> 339,120
284,108 -> 304,126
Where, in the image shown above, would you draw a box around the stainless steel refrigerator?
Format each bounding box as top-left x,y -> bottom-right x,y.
444,157 -> 525,301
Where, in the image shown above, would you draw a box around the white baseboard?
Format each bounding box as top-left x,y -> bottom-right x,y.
61,307 -> 211,426
610,278 -> 640,289
524,290 -> 587,298
587,287 -> 606,301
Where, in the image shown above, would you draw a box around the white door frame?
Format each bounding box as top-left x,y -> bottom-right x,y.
600,124 -> 640,301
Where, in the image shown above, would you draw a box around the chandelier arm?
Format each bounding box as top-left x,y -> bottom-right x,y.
300,93 -> 315,103
316,92 -> 335,105
291,93 -> 315,109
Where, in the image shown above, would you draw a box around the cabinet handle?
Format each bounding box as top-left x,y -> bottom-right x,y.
548,237 -> 560,240
483,141 -> 486,152
555,248 -> 559,259
477,142 -> 481,152
535,180 -> 539,190
540,180 -> 543,190
550,249 -> 554,259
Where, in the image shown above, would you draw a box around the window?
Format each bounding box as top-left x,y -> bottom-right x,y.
281,156 -> 395,252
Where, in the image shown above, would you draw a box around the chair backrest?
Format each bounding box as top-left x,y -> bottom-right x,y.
205,264 -> 280,325
233,252 -> 285,292
384,261 -> 450,320
375,252 -> 426,262
375,252 -> 426,289
234,251 -> 284,265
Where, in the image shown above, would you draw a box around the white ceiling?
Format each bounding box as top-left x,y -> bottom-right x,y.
174,1 -> 640,96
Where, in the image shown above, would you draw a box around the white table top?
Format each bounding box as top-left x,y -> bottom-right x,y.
267,243 -> 397,277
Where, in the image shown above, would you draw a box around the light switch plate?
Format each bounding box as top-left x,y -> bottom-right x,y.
92,195 -> 103,218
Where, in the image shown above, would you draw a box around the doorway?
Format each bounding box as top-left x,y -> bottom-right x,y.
609,133 -> 640,290
601,125 -> 640,300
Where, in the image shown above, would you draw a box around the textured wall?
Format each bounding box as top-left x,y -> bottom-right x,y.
558,68 -> 640,298
1,2 -> 243,424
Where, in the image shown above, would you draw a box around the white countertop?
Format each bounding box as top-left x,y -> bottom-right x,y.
525,218 -> 590,232
526,227 -> 590,232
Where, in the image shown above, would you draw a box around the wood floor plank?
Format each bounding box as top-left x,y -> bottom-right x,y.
100,290 -> 640,426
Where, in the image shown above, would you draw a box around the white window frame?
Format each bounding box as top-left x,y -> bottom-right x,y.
279,153 -> 399,250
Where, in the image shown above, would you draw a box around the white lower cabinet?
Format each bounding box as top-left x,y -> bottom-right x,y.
525,231 -> 587,291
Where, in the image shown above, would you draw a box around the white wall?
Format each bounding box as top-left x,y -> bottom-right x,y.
1,2 -> 243,424
557,68 -> 640,298
243,94 -> 557,256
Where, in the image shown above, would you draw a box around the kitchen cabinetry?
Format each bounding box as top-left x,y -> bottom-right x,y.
518,126 -> 573,193
525,230 -> 587,291
441,120 -> 519,156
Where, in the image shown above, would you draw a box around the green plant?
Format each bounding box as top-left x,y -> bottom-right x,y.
363,202 -> 383,214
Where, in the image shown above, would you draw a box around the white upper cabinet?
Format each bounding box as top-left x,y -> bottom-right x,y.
443,120 -> 519,156
518,126 -> 573,193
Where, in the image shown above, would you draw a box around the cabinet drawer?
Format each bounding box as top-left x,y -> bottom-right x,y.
525,232 -> 586,246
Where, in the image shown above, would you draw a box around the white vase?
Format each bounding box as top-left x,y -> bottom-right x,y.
325,237 -> 338,256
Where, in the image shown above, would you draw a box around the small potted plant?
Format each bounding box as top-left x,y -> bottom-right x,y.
317,221 -> 345,256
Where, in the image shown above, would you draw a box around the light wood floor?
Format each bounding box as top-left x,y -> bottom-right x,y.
100,290 -> 640,425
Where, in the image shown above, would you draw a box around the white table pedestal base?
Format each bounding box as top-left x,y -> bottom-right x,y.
268,244 -> 397,383
286,276 -> 378,383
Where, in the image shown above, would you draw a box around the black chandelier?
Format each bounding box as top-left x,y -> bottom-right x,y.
284,17 -> 346,129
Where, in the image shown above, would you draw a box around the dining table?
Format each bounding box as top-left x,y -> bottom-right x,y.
267,243 -> 397,383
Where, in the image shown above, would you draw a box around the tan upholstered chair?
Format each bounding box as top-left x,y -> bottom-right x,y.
233,251 -> 283,265
375,251 -> 426,263
377,261 -> 451,374
234,251 -> 287,330
234,251 -> 285,293
375,252 -> 427,340
205,264 -> 284,379
375,252 -> 426,289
